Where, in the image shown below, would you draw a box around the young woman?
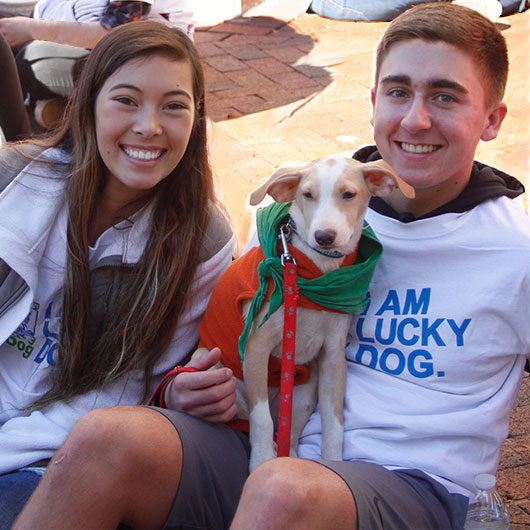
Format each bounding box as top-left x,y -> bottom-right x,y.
0,20 -> 236,526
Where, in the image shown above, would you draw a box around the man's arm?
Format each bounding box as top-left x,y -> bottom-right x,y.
0,17 -> 108,49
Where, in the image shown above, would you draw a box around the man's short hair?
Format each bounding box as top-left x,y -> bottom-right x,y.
374,3 -> 509,105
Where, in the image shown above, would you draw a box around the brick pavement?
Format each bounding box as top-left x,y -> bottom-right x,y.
196,16 -> 329,122
196,8 -> 530,527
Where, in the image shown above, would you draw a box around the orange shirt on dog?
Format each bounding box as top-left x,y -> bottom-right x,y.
198,242 -> 357,386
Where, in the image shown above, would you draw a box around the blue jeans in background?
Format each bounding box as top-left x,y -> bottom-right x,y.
309,0 -> 527,21
0,468 -> 43,530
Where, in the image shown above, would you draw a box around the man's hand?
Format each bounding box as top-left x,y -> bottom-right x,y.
164,347 -> 238,423
0,17 -> 34,47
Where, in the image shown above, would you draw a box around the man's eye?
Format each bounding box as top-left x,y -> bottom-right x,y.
389,89 -> 408,98
436,94 -> 456,104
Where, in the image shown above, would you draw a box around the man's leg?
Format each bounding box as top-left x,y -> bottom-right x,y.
231,457 -> 357,530
13,406 -> 182,529
232,458 -> 468,530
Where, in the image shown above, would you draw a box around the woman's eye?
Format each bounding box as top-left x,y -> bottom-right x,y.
343,191 -> 357,200
115,96 -> 135,106
165,102 -> 186,111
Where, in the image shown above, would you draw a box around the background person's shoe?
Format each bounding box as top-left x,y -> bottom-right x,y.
452,0 -> 503,21
33,98 -> 67,129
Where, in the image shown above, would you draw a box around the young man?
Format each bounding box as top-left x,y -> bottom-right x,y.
230,4 -> 529,528
13,3 -> 530,529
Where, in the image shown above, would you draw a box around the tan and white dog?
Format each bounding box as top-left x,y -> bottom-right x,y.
197,155 -> 414,471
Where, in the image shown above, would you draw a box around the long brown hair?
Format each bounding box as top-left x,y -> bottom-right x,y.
31,21 -> 215,408
374,3 -> 509,106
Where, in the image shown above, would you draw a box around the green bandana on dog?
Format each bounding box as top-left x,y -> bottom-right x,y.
238,202 -> 383,360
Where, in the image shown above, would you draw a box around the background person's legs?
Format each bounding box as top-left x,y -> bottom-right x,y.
0,33 -> 31,141
0,470 -> 42,530
15,40 -> 89,129
16,40 -> 89,100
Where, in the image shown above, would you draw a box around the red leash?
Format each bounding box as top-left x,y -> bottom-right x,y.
277,225 -> 298,457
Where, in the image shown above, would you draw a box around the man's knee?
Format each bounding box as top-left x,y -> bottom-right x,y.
235,458 -> 357,530
242,458 -> 325,514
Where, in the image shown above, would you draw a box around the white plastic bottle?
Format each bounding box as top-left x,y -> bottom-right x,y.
464,473 -> 510,530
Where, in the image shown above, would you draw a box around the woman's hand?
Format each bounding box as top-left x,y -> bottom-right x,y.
163,347 -> 238,423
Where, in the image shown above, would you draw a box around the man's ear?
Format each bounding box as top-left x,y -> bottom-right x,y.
481,101 -> 507,142
370,87 -> 376,127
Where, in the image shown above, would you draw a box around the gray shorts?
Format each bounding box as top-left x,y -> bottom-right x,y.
153,408 -> 467,530
152,408 -> 250,530
317,459 -> 469,529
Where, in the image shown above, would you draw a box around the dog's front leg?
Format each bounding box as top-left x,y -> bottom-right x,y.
318,328 -> 348,461
289,359 -> 318,456
243,324 -> 279,472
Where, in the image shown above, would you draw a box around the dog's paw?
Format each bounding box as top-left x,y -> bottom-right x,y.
249,445 -> 276,473
321,442 -> 343,461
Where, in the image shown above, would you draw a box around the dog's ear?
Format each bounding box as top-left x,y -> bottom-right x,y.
362,160 -> 415,199
249,167 -> 304,205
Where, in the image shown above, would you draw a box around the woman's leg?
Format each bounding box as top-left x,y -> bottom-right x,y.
14,406 -> 250,530
0,33 -> 31,141
13,406 -> 182,529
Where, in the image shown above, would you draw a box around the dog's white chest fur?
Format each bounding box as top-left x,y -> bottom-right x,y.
262,306 -> 351,366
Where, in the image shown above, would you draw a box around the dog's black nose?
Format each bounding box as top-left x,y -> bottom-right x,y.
314,230 -> 336,247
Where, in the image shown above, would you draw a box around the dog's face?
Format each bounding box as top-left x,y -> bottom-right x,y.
291,157 -> 373,252
250,155 -> 414,254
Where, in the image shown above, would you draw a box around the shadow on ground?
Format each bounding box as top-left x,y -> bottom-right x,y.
195,16 -> 333,122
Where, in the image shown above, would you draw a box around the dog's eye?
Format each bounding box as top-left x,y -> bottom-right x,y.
343,191 -> 357,200
302,191 -> 314,200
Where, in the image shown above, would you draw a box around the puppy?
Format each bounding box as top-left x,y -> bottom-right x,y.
197,155 -> 414,471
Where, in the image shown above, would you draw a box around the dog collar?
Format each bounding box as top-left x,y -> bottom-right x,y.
286,217 -> 345,259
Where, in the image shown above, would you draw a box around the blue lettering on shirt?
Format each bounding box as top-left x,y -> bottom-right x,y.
5,301 -> 60,366
352,288 -> 470,379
